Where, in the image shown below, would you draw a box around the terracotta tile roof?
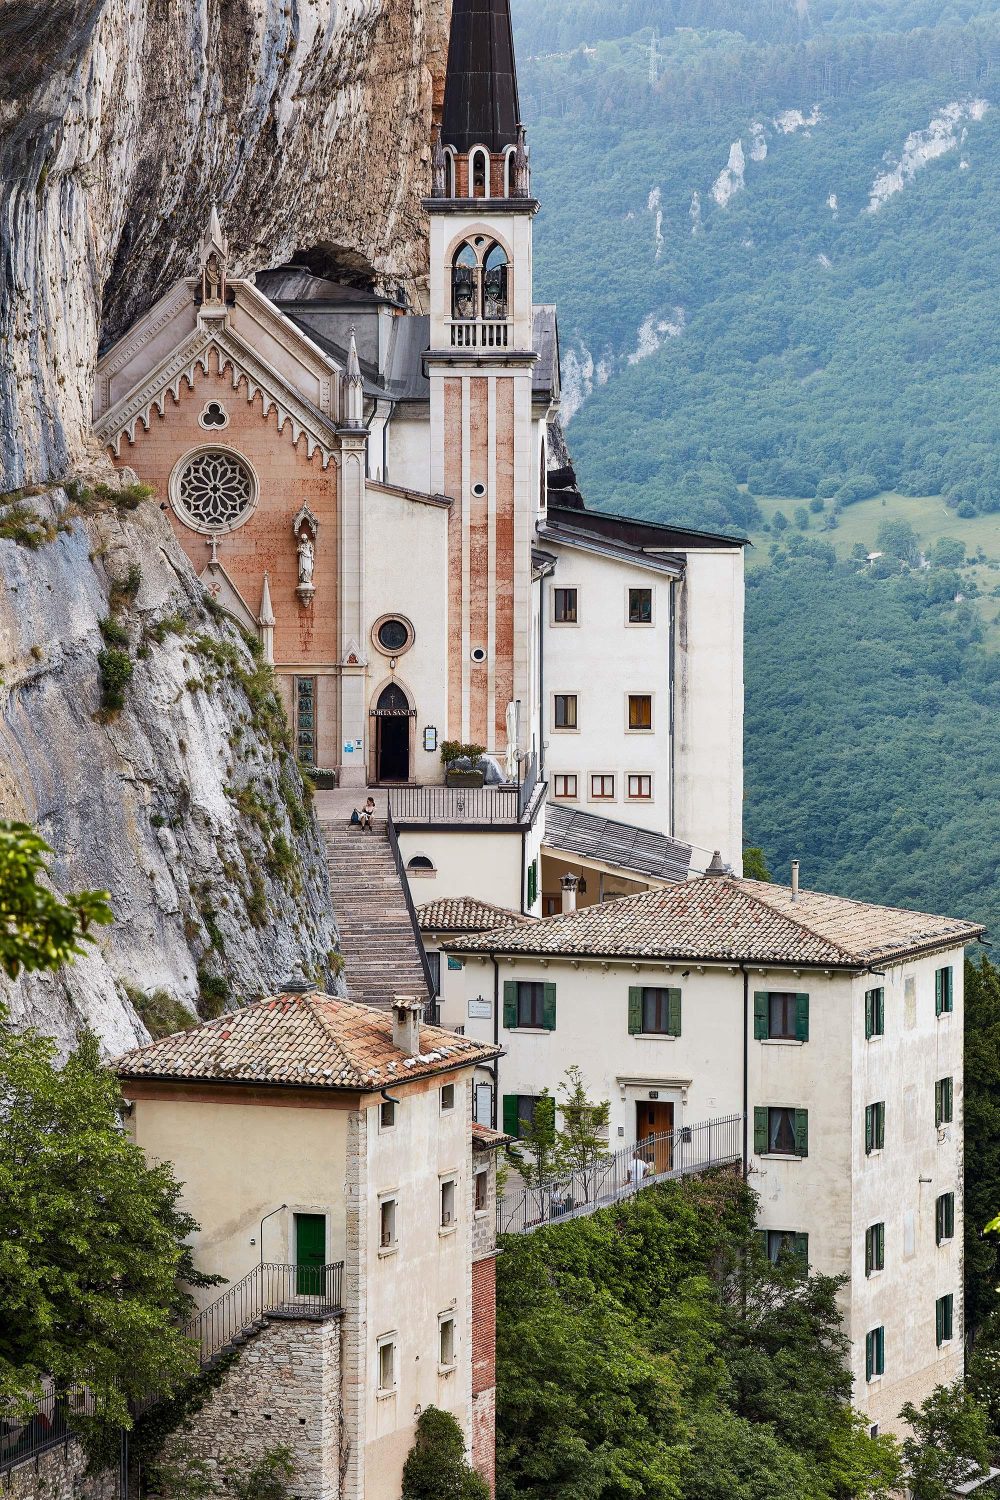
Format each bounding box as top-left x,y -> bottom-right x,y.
416,897 -> 530,933
442,877 -> 984,968
114,992 -> 501,1090
471,1121 -> 510,1149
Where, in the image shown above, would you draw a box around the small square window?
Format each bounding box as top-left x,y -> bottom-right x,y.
590,773 -> 615,800
628,588 -> 653,624
377,1336 -> 397,1393
553,588 -> 578,623
379,1099 -> 396,1130
554,773 -> 578,799
627,694 -> 653,731
440,1178 -> 457,1229
439,1314 -> 456,1370
379,1198 -> 397,1251
627,774 -> 652,800
441,1082 -> 455,1112
761,1106 -> 807,1157
764,1230 -> 808,1272
554,694 -> 578,730
475,1168 -> 489,1212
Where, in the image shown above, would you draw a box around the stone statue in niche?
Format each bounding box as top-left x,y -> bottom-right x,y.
204,252 -> 223,303
292,502 -> 320,606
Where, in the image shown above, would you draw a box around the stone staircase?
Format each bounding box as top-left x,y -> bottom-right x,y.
321,817 -> 431,1009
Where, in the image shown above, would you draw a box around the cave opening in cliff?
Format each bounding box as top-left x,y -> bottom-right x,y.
280,244 -> 378,294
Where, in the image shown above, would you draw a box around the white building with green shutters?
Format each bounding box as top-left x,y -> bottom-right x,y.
438,868 -> 981,1434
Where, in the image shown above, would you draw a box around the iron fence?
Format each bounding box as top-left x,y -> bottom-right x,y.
0,1389 -> 99,1474
497,1114 -> 743,1236
389,782 -> 521,825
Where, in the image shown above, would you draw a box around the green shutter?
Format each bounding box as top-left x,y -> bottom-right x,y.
936,1297 -> 944,1346
667,989 -> 682,1037
753,1107 -> 768,1155
793,1233 -> 809,1272
754,992 -> 769,1040
795,993 -> 810,1042
794,1109 -> 809,1158
502,1094 -> 519,1138
946,1194 -> 955,1239
865,1227 -> 873,1277
503,981 -> 517,1029
866,1331 -> 874,1381
945,1077 -> 953,1121
628,986 -> 642,1034
876,987 -> 885,1035
877,1222 -> 884,1271
876,1103 -> 885,1149
935,1195 -> 944,1244
865,1105 -> 873,1155
542,983 -> 557,1031
876,1327 -> 884,1374
865,989 -> 874,1040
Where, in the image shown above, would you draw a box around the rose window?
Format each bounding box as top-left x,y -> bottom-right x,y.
173,450 -> 256,533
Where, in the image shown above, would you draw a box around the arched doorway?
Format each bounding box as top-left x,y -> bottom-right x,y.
374,684 -> 411,783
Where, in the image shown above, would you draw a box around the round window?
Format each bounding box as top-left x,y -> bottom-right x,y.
372,614 -> 415,657
171,449 -> 257,534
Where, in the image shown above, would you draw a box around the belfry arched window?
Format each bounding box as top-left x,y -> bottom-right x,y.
452,243 -> 479,320
470,148 -> 489,198
482,243 -> 509,321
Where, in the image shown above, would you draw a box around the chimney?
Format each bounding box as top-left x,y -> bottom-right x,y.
704,850 -> 727,878
791,860 -> 800,902
392,995 -> 423,1057
560,873 -> 579,914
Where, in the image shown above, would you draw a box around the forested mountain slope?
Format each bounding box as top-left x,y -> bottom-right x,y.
515,0 -> 1000,934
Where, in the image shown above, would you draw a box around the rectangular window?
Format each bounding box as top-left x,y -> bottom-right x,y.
935,1077 -> 954,1127
764,1230 -> 809,1272
294,676 -> 317,767
935,967 -> 954,1016
554,694 -> 578,729
379,1098 -> 396,1131
627,774 -> 652,800
590,773 -> 615,800
379,1197 -> 397,1251
440,1082 -> 455,1113
503,980 -> 556,1031
628,587 -> 653,624
866,1326 -> 885,1380
553,773 -> 578,799
475,1168 -> 489,1212
439,1314 -> 456,1370
377,1335 -> 397,1393
426,950 -> 441,997
440,1178 -> 457,1229
936,1192 -> 955,1244
865,987 -> 885,1039
627,694 -> 653,730
865,1222 -> 885,1276
754,992 -> 809,1042
553,588 -> 578,623
936,1293 -> 954,1346
754,1106 -> 808,1158
527,858 -> 538,907
865,1101 -> 886,1154
503,1093 -> 543,1139
628,986 -> 681,1037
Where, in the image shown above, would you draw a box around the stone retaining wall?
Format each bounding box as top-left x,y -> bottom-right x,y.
1,1441 -> 116,1500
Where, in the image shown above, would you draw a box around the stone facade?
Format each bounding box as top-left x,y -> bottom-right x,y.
164,1315 -> 342,1500
1,1443 -> 116,1500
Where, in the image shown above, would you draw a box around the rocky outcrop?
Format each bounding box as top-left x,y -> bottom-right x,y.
0,0 -> 449,491
0,484 -> 341,1054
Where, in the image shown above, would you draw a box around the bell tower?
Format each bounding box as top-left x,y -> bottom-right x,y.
426,0 -> 538,760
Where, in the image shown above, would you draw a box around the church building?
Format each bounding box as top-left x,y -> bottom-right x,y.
92,0 -> 746,884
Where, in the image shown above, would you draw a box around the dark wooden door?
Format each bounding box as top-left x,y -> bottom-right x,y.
636,1101 -> 674,1175
295,1213 -> 326,1295
377,715 -> 409,781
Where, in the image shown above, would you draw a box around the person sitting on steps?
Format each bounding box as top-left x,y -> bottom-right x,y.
359,796 -> 376,832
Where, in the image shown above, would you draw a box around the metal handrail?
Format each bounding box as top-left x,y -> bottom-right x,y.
498,1114 -> 743,1236
385,805 -> 437,1004
389,782 -> 522,825
0,1389 -> 99,1475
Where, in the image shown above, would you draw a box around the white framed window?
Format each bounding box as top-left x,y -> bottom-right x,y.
553,587 -> 578,624
379,1098 -> 396,1132
475,1168 -> 489,1213
379,1196 -> 398,1253
590,773 -> 615,801
627,693 -> 654,732
440,1177 -> 457,1231
627,774 -> 652,800
441,1082 -> 456,1113
438,1313 -> 457,1371
377,1334 -> 397,1394
553,693 -> 578,730
553,773 -> 578,799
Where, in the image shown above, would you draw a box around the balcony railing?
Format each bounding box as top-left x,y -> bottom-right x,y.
449,320 -> 510,349
390,752 -> 540,828
498,1114 -> 743,1236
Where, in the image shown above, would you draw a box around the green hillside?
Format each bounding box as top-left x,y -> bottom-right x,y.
516,0 -> 1000,934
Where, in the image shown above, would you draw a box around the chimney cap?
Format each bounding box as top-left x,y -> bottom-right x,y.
704,851 -> 728,877
560,873 -> 580,890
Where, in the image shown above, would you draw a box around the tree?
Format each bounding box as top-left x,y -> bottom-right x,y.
742,847 -> 771,881
0,1021 -> 216,1441
556,1065 -> 610,1179
0,821 -> 111,978
899,1383 -> 990,1500
932,536 -> 966,569
876,518 -> 920,566
505,1089 -> 559,1187
772,509 -> 789,532
402,1407 -> 489,1500
963,957 -> 1000,1342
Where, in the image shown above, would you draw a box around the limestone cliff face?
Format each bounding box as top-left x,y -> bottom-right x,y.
0,485 -> 341,1054
1,0 -> 449,491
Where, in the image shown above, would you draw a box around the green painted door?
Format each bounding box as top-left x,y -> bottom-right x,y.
295,1213 -> 326,1296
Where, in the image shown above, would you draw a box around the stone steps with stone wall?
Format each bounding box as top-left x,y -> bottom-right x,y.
321,821 -> 429,1009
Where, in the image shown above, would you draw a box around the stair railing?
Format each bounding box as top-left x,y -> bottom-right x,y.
385,804 -> 438,1011
182,1261 -> 344,1368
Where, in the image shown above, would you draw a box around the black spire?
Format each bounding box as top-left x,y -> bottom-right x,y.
441,0 -> 521,154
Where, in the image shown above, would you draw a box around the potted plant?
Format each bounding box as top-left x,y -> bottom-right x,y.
442,742 -> 486,787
